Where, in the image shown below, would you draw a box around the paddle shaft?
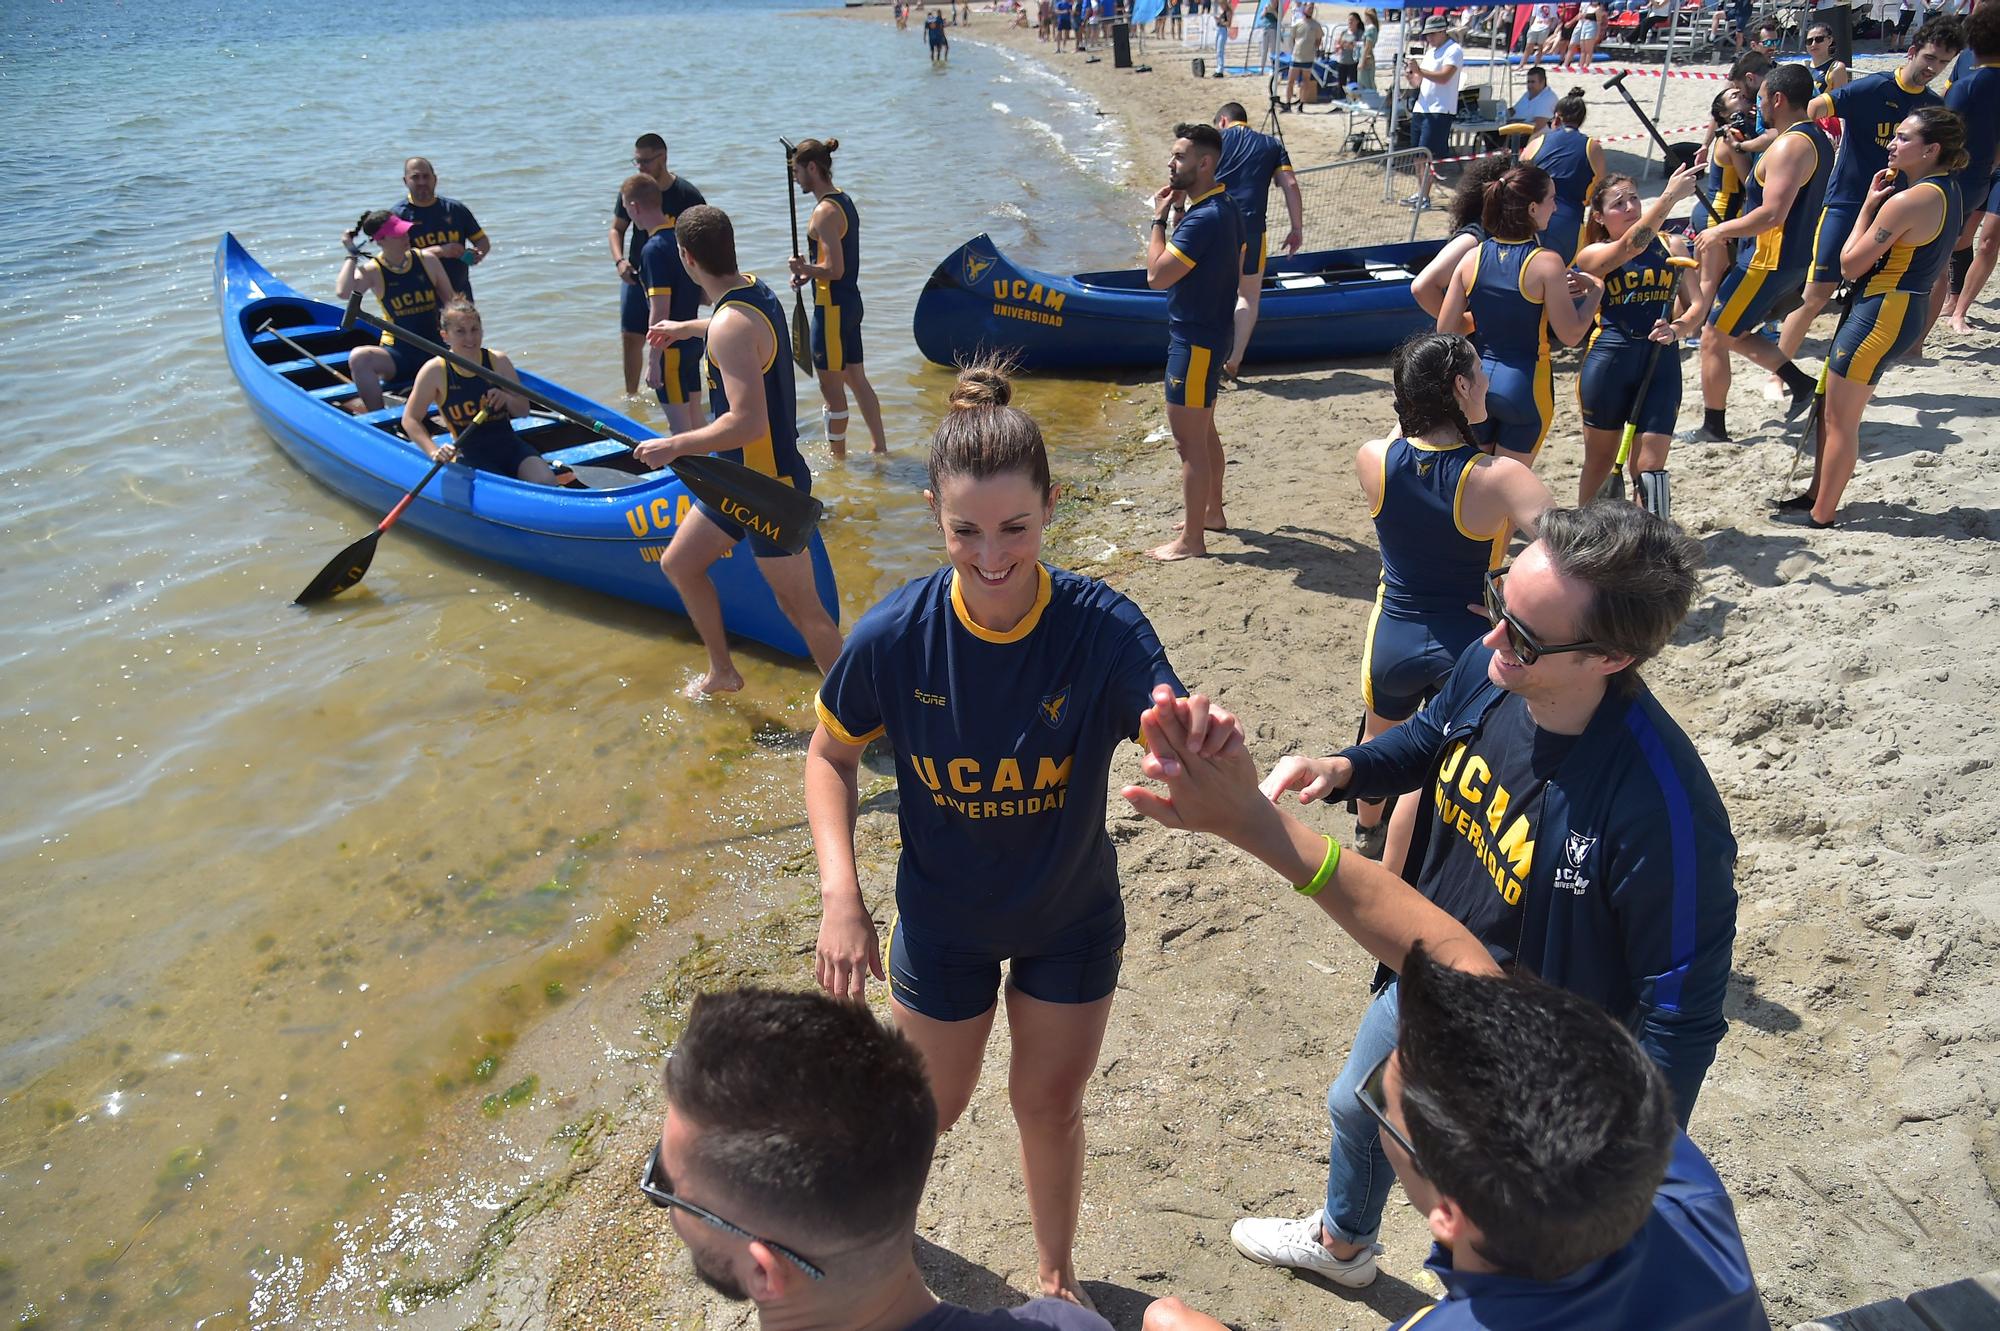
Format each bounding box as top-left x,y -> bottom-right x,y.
1601,72 -> 1722,226
381,406 -> 491,530
779,138 -> 815,374
1614,262 -> 1693,468
1789,280 -> 1862,486
258,319 -> 358,388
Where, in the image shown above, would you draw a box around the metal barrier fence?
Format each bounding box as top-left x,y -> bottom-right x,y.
1274,148 -> 1432,252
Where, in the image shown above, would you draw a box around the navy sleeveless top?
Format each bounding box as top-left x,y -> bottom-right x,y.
371,252 -> 442,349
1864,174 -> 1961,298
440,348 -> 512,452
706,278 -> 805,482
1743,121 -> 1832,272
1536,126 -> 1595,210
1374,437 -> 1499,617
812,189 -> 862,305
1596,238 -> 1679,342
1466,237 -> 1549,366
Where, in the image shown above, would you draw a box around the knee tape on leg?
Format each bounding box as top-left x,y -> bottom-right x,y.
824,409 -> 849,444
1637,470 -> 1671,523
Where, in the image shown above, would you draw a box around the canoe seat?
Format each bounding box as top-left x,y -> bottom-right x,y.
271,351 -> 354,378
251,323 -> 346,349
308,383 -> 359,402
543,440 -> 631,466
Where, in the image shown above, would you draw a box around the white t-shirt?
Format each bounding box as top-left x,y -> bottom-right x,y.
1413,39 -> 1465,114
1512,85 -> 1559,123
1527,4 -> 1558,32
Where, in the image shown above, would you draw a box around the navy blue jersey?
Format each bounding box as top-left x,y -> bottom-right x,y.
1825,70 -> 1942,205
623,175 -> 707,296
1742,121 -> 1832,272
1865,174 -> 1961,296
1373,437 -> 1499,617
369,251 -> 443,350
1216,122 -> 1294,237
1597,238 -> 1679,341
639,228 -> 704,324
816,564 -> 1182,948
1396,1135 -> 1769,1331
439,347 -> 511,452
705,277 -> 802,481
1164,185 -> 1245,351
1945,64 -> 2000,210
811,189 -> 862,305
391,195 -> 484,298
1706,143 -> 1745,222
1466,236 -> 1548,365
1533,126 -> 1597,213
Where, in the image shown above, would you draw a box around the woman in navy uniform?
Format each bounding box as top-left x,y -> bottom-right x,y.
807,363 -> 1238,1309
400,300 -> 568,486
1786,108 -> 1967,527
1519,88 -> 1606,262
1437,164 -> 1603,464
1349,332 -> 1552,869
1571,165 -> 1701,503
334,210 -> 454,412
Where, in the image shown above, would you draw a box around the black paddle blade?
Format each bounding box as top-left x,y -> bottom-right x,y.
791,295 -> 813,375
295,531 -> 381,604
669,454 -> 824,556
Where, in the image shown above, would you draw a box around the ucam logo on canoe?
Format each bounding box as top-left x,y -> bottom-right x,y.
991,277 -> 1067,327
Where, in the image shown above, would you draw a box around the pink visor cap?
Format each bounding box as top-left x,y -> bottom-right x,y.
365,213 -> 415,241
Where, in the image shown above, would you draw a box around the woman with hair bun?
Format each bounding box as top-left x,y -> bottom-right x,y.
805,362 -> 1237,1307
1346,332 -> 1552,869
1518,88 -> 1606,261
1437,163 -> 1603,462
1785,107 -> 1967,528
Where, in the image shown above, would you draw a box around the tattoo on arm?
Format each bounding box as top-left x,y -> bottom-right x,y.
1874,227 -> 1894,245
1626,224 -> 1657,254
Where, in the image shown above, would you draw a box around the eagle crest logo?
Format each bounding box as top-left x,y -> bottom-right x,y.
1038,688 -> 1070,729
963,249 -> 998,286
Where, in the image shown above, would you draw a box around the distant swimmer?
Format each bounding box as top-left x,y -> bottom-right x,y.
611,134 -> 697,398
1212,101 -> 1304,377
806,360 -> 1237,1308
1691,63 -> 1832,442
621,170 -> 710,435
1437,164 -> 1603,465
926,8 -> 950,61
391,157 -> 488,301
1781,110 -> 1967,528
1146,122 -> 1245,561
335,209 -> 454,412
634,205 -> 843,697
1571,166 -> 1703,505
787,138 -> 888,456
1775,18 -> 1959,366
1349,332 -> 1553,870
401,299 -> 569,487
1517,88 -> 1605,263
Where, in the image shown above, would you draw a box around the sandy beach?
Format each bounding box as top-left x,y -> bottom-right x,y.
380,10 -> 2000,1329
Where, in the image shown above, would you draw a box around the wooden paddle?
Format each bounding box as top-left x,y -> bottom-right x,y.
1603,255 -> 1698,509
339,294 -> 823,555
295,407 -> 490,604
779,138 -> 816,375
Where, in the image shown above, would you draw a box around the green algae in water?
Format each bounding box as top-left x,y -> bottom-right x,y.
479,1075 -> 538,1118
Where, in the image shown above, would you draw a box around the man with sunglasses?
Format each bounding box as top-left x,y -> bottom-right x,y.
643,986 -> 1114,1329
1145,949 -> 1767,1331
1232,503 -> 1737,1289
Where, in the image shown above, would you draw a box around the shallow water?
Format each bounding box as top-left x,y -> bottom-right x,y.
0,3 -> 1140,1324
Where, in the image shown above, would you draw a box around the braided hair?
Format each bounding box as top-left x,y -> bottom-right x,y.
1391,332 -> 1482,451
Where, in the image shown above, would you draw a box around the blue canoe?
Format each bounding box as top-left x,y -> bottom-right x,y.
215,234 -> 837,658
912,233 -> 1444,371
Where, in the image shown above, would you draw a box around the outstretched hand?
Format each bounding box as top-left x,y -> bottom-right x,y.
1119,686 -> 1259,835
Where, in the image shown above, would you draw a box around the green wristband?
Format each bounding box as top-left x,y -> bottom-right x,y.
1297,834 -> 1341,897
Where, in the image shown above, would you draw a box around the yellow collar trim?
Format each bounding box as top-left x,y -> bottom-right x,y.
1186,184 -> 1227,206
1895,68 -> 1927,93
950,564 -> 1052,643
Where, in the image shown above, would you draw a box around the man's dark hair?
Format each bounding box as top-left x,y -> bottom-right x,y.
1727,48 -> 1773,83
665,988 -> 938,1246
1968,4 -> 2000,61
675,204 -> 738,277
1174,121 -> 1224,157
1216,100 -> 1250,122
1763,61 -> 1813,113
635,132 -> 667,152
1909,15 -> 1965,55
1535,502 -> 1702,693
1396,945 -> 1676,1282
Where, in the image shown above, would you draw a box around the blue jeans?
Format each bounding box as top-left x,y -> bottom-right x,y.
1411,111 -> 1454,167
1322,979 -> 1401,1246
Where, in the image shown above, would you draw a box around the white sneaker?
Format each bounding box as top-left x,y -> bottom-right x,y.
1229,1213 -> 1381,1287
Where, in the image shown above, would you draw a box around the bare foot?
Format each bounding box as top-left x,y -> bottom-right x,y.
684,667 -> 744,699
1949,313 -> 1973,335
871,442 -> 889,454
1041,1275 -> 1096,1313
1171,516 -> 1227,533
1148,538 -> 1205,561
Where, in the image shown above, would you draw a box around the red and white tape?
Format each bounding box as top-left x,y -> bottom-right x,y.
1426,122 -> 1708,170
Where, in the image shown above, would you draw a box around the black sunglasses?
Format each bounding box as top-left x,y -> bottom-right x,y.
1806,34 -> 1830,43
639,1142 -> 827,1280
1353,1052 -> 1422,1172
1482,566 -> 1604,667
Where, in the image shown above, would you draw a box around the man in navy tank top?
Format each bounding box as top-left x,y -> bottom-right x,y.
635,205 -> 843,698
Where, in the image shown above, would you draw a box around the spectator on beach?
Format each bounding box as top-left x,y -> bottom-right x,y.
1508,66 -> 1559,132
1039,0 -> 1053,39
1360,7 -> 1382,86
1214,102 -> 1304,375
1560,0 -> 1606,68
804,361 -> 1241,1308
1230,501 -> 1739,1290
1523,2 -> 1559,61
1635,0 -> 1675,45
1748,18 -> 1781,56
927,8 -> 951,60
1213,0 -> 1237,74
1405,16 -> 1465,208
1147,122 -> 1245,559
391,157 -> 488,302
1055,0 -> 1074,50
1284,4 -> 1324,109
1256,0 -> 1284,68
1143,950 -> 1770,1331
1332,13 -> 1364,94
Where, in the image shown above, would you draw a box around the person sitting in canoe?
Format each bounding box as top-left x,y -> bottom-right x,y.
335,209 -> 453,412
401,300 -> 569,486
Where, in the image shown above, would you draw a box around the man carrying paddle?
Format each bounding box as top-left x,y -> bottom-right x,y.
637,205 -> 844,698
1146,122 -> 1245,562
1212,102 -> 1303,378
788,138 -> 888,456
391,157 -> 489,301
621,170 -> 710,435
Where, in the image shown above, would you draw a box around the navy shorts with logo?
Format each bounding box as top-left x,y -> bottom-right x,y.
456,422 -> 542,479
888,909 -> 1125,1022
1165,337 -> 1225,408
652,341 -> 705,407
1807,202 -> 1859,287
812,296 -> 865,372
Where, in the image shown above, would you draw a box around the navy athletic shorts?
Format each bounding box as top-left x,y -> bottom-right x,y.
887,910 -> 1125,1022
